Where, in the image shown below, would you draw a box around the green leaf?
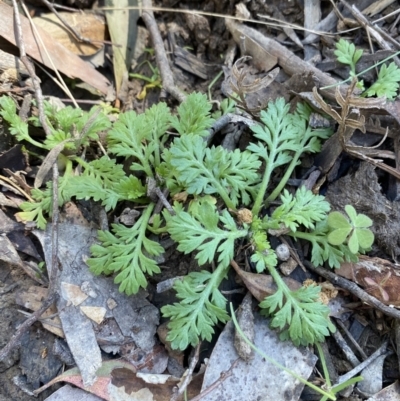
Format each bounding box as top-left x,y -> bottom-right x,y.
162,265 -> 230,350
250,230 -> 277,272
363,62 -> 400,99
16,175 -> 73,229
356,228 -> 374,249
334,39 -> 363,74
0,96 -> 46,149
107,102 -> 171,176
65,157 -> 145,211
348,232 -> 359,254
291,220 -> 357,268
269,187 -> 330,232
165,199 -> 248,267
354,213 -> 373,228
170,92 -> 215,136
327,228 -> 352,245
162,134 -> 261,208
260,285 -> 334,346
344,205 -> 358,222
87,204 -> 163,295
247,98 -> 298,170
327,211 -> 350,229
327,207 -> 374,254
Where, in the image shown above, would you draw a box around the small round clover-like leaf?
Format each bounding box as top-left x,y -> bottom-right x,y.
354,213 -> 373,228
344,205 -> 358,222
328,227 -> 352,245
357,228 -> 374,250
327,211 -> 351,229
348,231 -> 359,254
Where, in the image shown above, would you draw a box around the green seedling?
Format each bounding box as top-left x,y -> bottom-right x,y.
327,205 -> 374,254
363,62 -> 400,99
130,60 -> 162,100
334,39 -> 363,81
334,38 -> 400,99
0,92 -> 374,350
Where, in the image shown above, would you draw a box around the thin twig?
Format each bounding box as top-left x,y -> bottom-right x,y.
39,0 -> 113,46
304,261 -> 400,319
335,341 -> 389,385
335,319 -> 368,360
170,343 -> 201,401
331,326 -> 360,367
187,358 -> 240,401
141,0 -> 186,103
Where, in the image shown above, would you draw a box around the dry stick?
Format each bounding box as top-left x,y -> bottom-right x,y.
0,0 -> 61,362
187,358 -> 240,401
331,327 -> 360,367
170,343 -> 201,401
224,19 -> 346,101
335,340 -> 389,385
304,261 -> 400,320
39,0 -> 113,46
141,0 -> 186,103
335,319 -> 368,360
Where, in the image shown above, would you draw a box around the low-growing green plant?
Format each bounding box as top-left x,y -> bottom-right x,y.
334,38 -> 400,99
327,205 -> 374,254
0,93 -> 374,350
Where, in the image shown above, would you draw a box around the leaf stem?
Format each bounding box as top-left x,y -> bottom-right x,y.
252,151 -> 276,216
266,149 -> 301,204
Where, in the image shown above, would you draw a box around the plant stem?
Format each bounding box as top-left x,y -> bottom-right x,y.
252,154 -> 275,216
266,151 -> 300,204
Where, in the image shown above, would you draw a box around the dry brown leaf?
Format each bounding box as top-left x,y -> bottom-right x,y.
230,261 -> 301,302
0,2 -> 110,94
33,12 -> 105,56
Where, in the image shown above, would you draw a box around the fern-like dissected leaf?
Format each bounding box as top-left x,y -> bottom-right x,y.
364,62 -> 400,99
269,187 -> 331,232
39,105 -> 111,149
247,98 -> 299,170
165,199 -> 248,267
161,265 -> 230,349
107,102 -> 171,177
16,175 -> 73,229
334,38 -> 363,74
0,96 -> 46,148
87,204 -> 163,295
260,285 -> 335,346
162,134 -> 261,209
170,92 -> 215,136
68,174 -> 146,211
79,156 -> 126,188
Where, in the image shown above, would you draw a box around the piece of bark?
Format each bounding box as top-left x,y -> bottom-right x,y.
173,46 -> 208,79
